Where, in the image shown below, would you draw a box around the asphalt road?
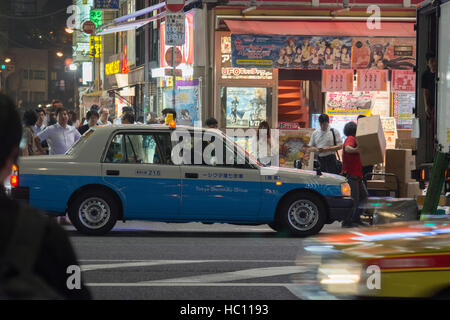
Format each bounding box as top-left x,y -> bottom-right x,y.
68,221 -> 343,300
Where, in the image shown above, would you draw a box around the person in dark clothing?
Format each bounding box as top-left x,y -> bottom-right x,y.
205,117 -> 218,129
0,93 -> 91,300
78,110 -> 99,135
341,121 -> 368,228
421,52 -> 437,141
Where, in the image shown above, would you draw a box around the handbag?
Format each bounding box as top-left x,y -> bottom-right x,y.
331,128 -> 343,174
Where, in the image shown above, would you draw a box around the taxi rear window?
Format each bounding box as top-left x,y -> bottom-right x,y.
65,129 -> 94,155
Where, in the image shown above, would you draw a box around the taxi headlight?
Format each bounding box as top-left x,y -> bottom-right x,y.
318,260 -> 362,295
341,182 -> 351,197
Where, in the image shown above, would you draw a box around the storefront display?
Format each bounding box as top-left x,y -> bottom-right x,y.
231,35 -> 352,69
392,70 -> 415,92
163,83 -> 200,126
311,114 -> 358,139
352,37 -> 416,70
279,129 -> 314,168
381,117 -> 398,149
224,87 -> 268,128
393,92 -> 415,130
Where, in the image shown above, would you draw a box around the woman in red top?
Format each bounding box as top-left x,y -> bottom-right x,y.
342,121 -> 368,227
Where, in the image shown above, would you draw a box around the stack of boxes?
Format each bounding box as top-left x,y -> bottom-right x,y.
385,148 -> 421,198
356,116 -> 421,198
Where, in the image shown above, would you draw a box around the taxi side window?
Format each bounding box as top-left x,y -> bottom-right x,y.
104,133 -> 170,165
189,133 -> 252,169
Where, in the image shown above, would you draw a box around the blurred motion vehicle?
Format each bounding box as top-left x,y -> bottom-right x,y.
11,124 -> 353,236
295,219 -> 450,299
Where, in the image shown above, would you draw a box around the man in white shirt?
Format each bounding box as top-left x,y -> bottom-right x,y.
308,113 -> 343,174
33,108 -> 47,135
35,108 -> 81,155
98,108 -> 112,126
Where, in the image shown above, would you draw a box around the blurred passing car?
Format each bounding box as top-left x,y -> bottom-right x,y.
295,219 -> 450,299
11,124 -> 353,236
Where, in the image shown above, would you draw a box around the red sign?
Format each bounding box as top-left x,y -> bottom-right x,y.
392,70 -> 415,92
166,0 -> 185,12
160,11 -> 193,68
165,47 -> 183,67
322,70 -> 354,92
356,70 -> 388,91
82,21 -> 96,34
278,122 -> 300,130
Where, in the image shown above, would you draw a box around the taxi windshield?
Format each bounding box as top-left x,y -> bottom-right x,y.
65,129 -> 95,156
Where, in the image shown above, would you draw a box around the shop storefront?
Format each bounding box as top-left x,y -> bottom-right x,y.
152,9 -> 204,126
214,16 -> 417,167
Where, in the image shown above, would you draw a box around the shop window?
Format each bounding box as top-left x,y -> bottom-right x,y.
220,86 -> 272,129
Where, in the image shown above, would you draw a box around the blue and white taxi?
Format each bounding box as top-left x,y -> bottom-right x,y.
12,125 -> 353,236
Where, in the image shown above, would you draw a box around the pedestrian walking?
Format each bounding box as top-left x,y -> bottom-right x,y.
98,108 -> 112,126
33,108 -> 47,135
34,108 -> 81,155
21,110 -> 42,156
308,113 -> 343,174
68,111 -> 80,129
78,110 -> 99,135
341,121 -> 368,228
0,93 -> 91,300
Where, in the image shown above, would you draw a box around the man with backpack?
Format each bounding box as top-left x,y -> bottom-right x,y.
0,93 -> 91,300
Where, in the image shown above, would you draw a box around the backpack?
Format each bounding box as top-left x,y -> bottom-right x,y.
0,206 -> 63,300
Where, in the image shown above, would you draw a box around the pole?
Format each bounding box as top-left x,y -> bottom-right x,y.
172,46 -> 176,112
144,0 -> 150,120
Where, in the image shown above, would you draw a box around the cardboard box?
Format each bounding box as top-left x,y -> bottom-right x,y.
395,138 -> 417,150
385,149 -> 416,184
356,115 -> 386,166
399,181 -> 421,198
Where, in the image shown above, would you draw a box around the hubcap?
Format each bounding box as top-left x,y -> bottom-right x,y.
287,199 -> 319,231
79,197 -> 111,229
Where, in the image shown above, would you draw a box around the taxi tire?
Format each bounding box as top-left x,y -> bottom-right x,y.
275,193 -> 326,237
68,190 -> 118,236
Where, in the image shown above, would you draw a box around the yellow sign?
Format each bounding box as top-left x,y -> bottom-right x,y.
90,36 -> 102,58
447,129 -> 450,143
105,60 -> 120,75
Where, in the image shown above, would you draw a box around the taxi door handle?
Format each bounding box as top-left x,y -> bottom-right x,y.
106,170 -> 120,176
185,173 -> 198,179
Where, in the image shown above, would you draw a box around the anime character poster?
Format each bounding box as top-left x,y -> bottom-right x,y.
226,87 -> 267,128
352,37 -> 416,70
231,35 -> 351,70
278,129 -> 315,168
163,86 -> 200,126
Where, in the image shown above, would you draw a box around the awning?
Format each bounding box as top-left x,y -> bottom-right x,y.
224,20 -> 415,37
96,13 -> 165,35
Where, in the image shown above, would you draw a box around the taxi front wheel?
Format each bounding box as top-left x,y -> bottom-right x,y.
272,193 -> 326,236
68,190 -> 119,235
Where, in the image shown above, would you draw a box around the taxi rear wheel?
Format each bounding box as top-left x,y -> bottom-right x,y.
274,193 -> 326,236
68,190 -> 118,235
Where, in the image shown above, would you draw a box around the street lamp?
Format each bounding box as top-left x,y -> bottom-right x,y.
65,27 -> 74,34
56,52 -> 64,58
4,58 -> 11,63
69,63 -> 77,71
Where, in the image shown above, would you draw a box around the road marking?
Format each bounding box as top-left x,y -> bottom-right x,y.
140,266 -> 306,284
86,282 -> 301,287
80,259 -> 295,264
81,260 -> 208,272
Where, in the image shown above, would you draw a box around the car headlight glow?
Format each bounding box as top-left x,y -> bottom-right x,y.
318,261 -> 362,295
341,182 -> 351,197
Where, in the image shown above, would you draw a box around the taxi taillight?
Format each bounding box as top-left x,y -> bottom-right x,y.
10,164 -> 19,188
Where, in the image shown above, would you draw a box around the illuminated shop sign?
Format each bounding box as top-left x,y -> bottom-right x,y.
220,35 -> 273,80
105,60 -> 121,75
